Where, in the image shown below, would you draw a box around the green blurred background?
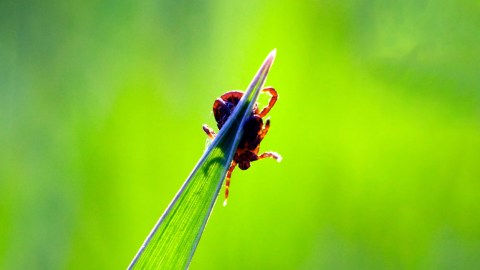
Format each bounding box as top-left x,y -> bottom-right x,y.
1,0 -> 479,269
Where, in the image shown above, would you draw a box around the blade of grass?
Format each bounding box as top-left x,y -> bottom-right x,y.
128,49 -> 277,270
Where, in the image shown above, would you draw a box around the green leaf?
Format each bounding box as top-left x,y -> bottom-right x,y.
128,49 -> 277,270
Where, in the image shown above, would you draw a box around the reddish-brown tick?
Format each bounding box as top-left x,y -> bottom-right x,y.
203,87 -> 281,205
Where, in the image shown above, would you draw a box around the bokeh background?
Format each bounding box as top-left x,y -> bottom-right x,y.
1,0 -> 479,269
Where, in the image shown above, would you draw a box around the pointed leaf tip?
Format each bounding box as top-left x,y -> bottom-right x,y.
265,49 -> 277,67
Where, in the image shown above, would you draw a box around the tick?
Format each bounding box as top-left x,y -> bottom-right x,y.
202,87 -> 281,205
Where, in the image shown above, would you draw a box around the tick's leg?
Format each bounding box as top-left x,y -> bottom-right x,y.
223,161 -> 237,206
258,118 -> 271,141
258,151 -> 282,162
256,87 -> 278,118
202,124 -> 217,139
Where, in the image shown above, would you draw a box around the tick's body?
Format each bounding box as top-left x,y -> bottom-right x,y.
203,87 -> 281,205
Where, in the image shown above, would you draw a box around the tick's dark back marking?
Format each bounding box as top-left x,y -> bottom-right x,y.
213,91 -> 243,129
240,115 -> 263,150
